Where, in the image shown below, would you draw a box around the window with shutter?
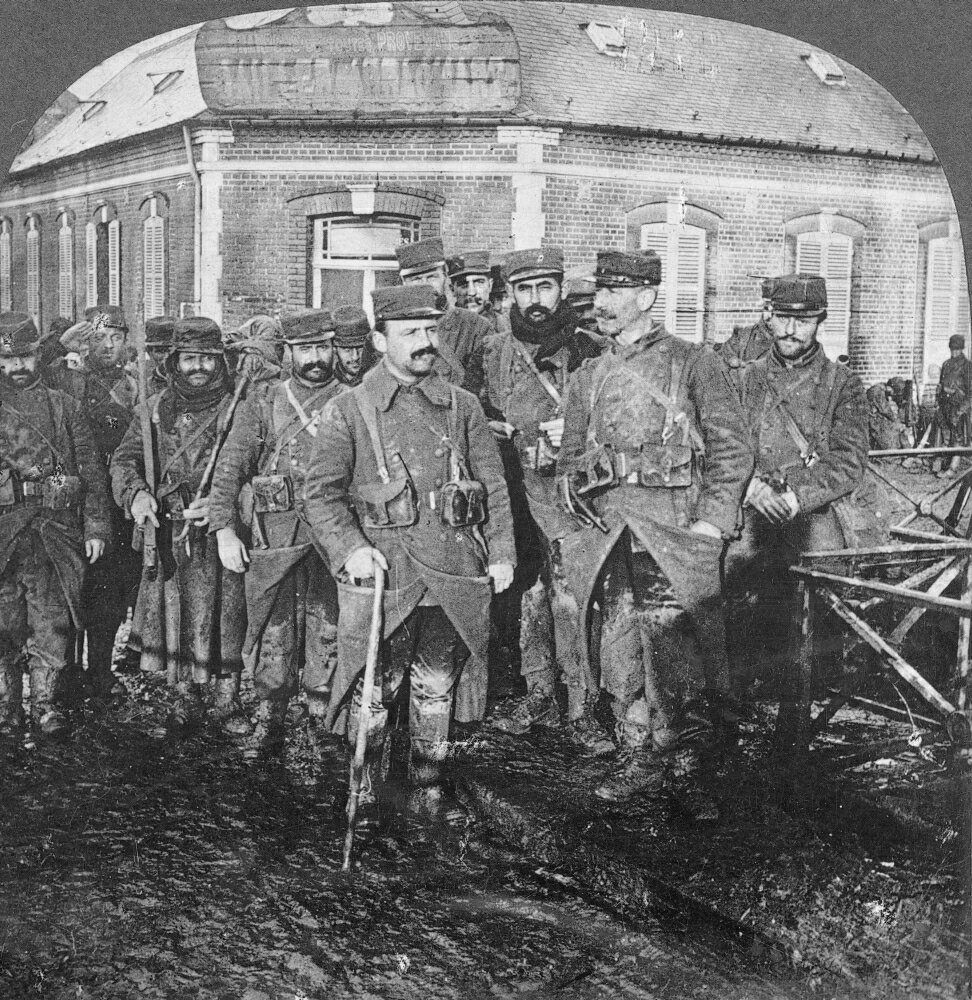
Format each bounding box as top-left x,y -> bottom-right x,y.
143,212 -> 165,320
640,222 -> 706,342
58,217 -> 74,319
923,236 -> 971,373
0,223 -> 11,312
86,221 -> 98,307
795,231 -> 852,359
108,219 -> 121,306
26,219 -> 40,331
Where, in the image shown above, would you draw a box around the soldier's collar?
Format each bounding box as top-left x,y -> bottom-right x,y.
363,359 -> 451,411
615,321 -> 668,358
769,341 -> 822,370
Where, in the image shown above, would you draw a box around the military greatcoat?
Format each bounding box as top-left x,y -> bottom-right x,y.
208,375 -> 346,703
303,360 -> 515,724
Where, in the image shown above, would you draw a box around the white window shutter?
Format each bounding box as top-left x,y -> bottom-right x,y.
86,222 -> 98,307
673,225 -> 705,343
924,237 -> 954,352
108,219 -> 121,306
0,229 -> 11,312
26,226 -> 40,329
796,231 -> 852,359
143,215 -> 165,320
640,223 -> 669,330
58,223 -> 74,319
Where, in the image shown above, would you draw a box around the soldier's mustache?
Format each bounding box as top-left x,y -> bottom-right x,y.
411,346 -> 438,360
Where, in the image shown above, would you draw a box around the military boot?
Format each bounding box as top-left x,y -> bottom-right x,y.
0,661 -> 25,736
212,674 -> 254,737
248,698 -> 288,757
667,744 -> 720,823
594,702 -> 665,802
567,712 -> 616,757
488,682 -> 561,735
166,681 -> 204,731
29,664 -> 69,736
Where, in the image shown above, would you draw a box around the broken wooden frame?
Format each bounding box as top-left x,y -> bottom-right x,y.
776,450 -> 972,760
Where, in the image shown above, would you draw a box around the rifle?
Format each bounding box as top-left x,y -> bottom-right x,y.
132,320 -> 158,579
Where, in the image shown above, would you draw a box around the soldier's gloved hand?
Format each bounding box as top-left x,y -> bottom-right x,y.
216,527 -> 250,574
688,520 -> 722,540
85,539 -> 105,565
182,497 -> 211,527
488,562 -> 514,594
59,320 -> 93,354
746,478 -> 794,526
489,420 -> 516,441
538,416 -> 564,449
131,490 -> 160,528
344,546 -> 389,584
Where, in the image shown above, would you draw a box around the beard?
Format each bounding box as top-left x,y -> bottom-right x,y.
296,361 -> 333,383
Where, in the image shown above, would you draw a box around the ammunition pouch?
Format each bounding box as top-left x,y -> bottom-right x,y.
356,477 -> 418,529
522,433 -> 558,476
573,443 -> 618,496
42,474 -> 82,511
439,479 -> 487,528
637,443 -> 693,488
158,482 -> 191,520
252,474 -> 294,514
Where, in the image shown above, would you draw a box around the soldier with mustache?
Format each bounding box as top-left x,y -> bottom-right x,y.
448,250 -> 511,336
332,305 -> 375,388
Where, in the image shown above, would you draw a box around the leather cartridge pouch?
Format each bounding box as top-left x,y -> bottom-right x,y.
158,482 -> 191,519
0,469 -> 17,507
574,443 -> 618,496
439,479 -> 487,528
251,473 -> 294,514
638,443 -> 693,488
356,477 -> 418,529
42,473 -> 82,510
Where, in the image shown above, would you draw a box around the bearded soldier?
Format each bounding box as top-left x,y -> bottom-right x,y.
395,238 -> 489,397
332,306 -> 375,388
558,250 -> 752,812
110,317 -> 250,733
725,275 -> 868,686
0,313 -> 110,734
448,250 -> 511,336
482,247 -> 609,751
209,310 -> 346,752
304,285 -> 515,815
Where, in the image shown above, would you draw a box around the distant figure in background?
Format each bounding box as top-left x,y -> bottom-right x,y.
332,305 -> 375,388
935,334 -> 972,475
225,314 -> 285,386
448,250 -> 511,336
719,277 -> 775,386
867,383 -> 909,451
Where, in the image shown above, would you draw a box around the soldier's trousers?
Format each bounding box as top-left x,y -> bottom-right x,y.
0,530 -> 74,716
598,531 -> 711,750
249,551 -> 337,704
348,604 -> 467,786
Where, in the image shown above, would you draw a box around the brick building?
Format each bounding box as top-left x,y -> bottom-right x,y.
0,1 -> 967,387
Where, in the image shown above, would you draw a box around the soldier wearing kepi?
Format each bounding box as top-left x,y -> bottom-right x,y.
718,277 -> 776,384
395,237 -> 489,396
482,247 -> 609,751
558,250 -> 752,810
208,310 -> 346,753
0,314 -> 110,734
304,285 -> 515,814
332,305 -> 375,388
448,250 -> 511,336
726,275 -> 868,679
935,334 -> 972,474
110,317 -> 250,733
144,316 -> 176,396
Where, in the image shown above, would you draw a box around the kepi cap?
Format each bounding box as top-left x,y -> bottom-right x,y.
949,334 -> 966,351
396,238 -> 446,278
447,250 -> 491,281
372,285 -> 443,323
85,305 -> 128,332
281,309 -> 336,345
593,249 -> 662,288
333,305 -> 371,347
173,316 -> 224,355
768,273 -> 827,316
144,316 -> 176,349
0,312 -> 40,357
504,247 -> 564,284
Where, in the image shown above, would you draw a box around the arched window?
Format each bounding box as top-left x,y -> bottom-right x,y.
142,195 -> 167,320
0,218 -> 12,312
57,210 -> 75,320
25,215 -> 41,331
920,219 -> 970,376
86,204 -> 121,308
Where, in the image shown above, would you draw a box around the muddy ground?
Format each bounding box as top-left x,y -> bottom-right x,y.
0,459 -> 969,999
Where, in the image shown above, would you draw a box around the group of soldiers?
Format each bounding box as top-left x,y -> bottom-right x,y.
0,235 -> 870,822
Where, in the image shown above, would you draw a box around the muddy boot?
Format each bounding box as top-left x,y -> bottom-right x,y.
84,666 -> 125,701
0,662 -> 25,737
567,712 -> 615,757
166,681 -> 204,731
212,674 -> 253,737
30,665 -> 70,736
488,681 -> 561,735
248,698 -> 287,757
594,704 -> 664,802
668,745 -> 720,823
347,757 -> 383,832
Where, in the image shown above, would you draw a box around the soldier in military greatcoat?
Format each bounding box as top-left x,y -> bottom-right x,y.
110,318 -> 250,733
0,313 -> 110,734
209,310 -> 347,752
303,285 -> 515,815
558,250 -> 753,811
448,250 -> 511,336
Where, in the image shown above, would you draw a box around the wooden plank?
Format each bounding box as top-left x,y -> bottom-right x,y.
776,580 -> 814,759
889,527 -> 972,545
888,560 -> 965,645
791,567 -> 972,619
958,556 -> 972,712
868,447 -> 972,458
856,556 -> 957,612
800,541 -> 972,562
816,587 -> 956,717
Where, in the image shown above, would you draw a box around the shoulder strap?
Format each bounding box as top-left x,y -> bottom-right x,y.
762,374 -> 817,467
353,391 -> 391,484
158,403 -> 224,482
266,380 -> 328,471
510,338 -> 562,408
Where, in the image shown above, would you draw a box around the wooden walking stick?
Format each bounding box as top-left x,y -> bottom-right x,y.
342,569 -> 386,873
